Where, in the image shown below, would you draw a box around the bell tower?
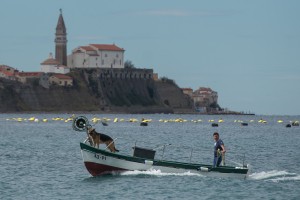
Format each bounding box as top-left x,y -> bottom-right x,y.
55,9 -> 67,66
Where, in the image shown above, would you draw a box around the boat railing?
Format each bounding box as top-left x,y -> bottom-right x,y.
139,142 -> 247,167
158,144 -> 212,164
128,139 -> 211,164
83,136 -> 247,167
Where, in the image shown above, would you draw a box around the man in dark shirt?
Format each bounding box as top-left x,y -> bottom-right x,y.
213,132 -> 226,167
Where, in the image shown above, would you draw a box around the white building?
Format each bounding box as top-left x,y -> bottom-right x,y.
67,44 -> 125,68
41,53 -> 70,74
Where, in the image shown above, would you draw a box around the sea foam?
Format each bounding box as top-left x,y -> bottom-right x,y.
120,169 -> 204,177
249,170 -> 299,182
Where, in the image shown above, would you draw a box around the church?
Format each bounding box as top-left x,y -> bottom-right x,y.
41,9 -> 125,73
67,44 -> 125,69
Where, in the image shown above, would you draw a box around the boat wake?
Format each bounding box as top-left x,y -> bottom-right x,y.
249,170 -> 300,182
120,169 -> 205,177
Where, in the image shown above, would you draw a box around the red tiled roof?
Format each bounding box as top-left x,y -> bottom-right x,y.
90,44 -> 125,51
0,65 -> 16,72
41,58 -> 60,65
80,46 -> 96,51
16,72 -> 43,77
51,74 -> 72,80
0,70 -> 14,76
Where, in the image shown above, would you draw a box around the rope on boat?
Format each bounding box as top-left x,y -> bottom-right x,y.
226,159 -> 244,166
105,137 -> 119,151
225,153 -> 246,167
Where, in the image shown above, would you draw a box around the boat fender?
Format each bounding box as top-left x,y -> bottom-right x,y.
144,160 -> 153,166
199,167 -> 210,172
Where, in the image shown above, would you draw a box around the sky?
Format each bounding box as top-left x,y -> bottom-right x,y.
0,0 -> 299,115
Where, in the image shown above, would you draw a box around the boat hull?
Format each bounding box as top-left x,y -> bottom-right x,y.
80,143 -> 249,179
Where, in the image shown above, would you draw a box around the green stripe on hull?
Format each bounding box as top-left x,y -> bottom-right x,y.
80,143 -> 248,175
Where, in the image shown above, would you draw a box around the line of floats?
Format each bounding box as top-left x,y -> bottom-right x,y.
4,116 -> 299,127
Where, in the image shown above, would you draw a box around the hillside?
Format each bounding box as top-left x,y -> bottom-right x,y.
0,69 -> 194,113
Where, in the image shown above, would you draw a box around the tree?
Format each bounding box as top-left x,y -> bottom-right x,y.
210,102 -> 221,109
124,60 -> 135,68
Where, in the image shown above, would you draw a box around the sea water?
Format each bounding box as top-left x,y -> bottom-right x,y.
0,114 -> 299,200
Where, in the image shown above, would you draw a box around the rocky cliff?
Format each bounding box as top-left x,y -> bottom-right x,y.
0,69 -> 194,113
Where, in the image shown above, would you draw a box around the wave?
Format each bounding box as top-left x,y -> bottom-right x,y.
120,169 -> 204,177
118,169 -> 300,181
249,170 -> 300,182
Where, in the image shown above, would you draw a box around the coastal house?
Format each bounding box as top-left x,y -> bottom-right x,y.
15,72 -> 43,83
41,53 -> 70,74
0,65 -> 17,73
193,87 -> 218,108
192,87 -> 219,113
0,70 -> 16,81
49,74 -> 73,86
0,65 -> 18,81
67,44 -> 125,69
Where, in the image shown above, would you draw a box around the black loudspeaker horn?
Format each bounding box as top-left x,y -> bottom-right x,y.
72,116 -> 90,132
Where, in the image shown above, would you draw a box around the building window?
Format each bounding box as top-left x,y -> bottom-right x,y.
116,54 -> 119,58
105,54 -> 107,57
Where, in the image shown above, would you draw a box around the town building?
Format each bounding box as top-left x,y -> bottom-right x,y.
15,72 -> 43,83
49,74 -> 73,86
0,65 -> 18,81
41,53 -> 70,74
193,87 -> 218,107
0,70 -> 16,81
0,65 -> 17,73
67,44 -> 125,69
181,87 -> 220,113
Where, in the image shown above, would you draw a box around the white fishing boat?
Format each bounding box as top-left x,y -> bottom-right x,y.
73,116 -> 250,179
